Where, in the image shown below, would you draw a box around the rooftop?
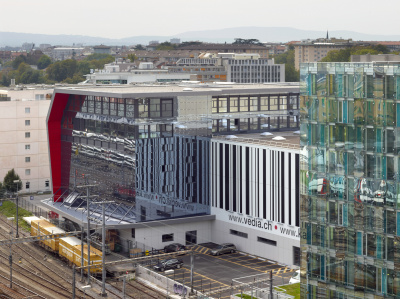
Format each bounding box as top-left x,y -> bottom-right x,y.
212,130 -> 300,150
53,83 -> 300,98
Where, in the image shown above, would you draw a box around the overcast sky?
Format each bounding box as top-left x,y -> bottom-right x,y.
3,0 -> 399,38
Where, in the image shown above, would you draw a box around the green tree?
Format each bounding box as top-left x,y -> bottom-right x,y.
274,49 -> 299,82
12,55 -> 27,70
37,55 -> 52,70
233,38 -> 263,45
84,53 -> 114,61
127,54 -> 137,62
320,49 -> 352,62
135,44 -> 145,50
156,42 -> 176,51
373,44 -> 390,54
3,169 -> 22,193
177,41 -> 203,48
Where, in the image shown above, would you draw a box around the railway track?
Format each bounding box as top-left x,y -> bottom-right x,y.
0,216 -> 96,298
110,278 -> 165,299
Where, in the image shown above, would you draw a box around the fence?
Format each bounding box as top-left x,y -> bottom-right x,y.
19,198 -> 48,219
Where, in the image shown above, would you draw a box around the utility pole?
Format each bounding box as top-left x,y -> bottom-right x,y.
7,217 -> 14,289
190,250 -> 194,295
269,270 -> 273,299
13,180 -> 20,238
76,177 -> 97,286
97,200 -> 114,297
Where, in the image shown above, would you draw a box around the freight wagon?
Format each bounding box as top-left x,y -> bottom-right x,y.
30,218 -> 102,274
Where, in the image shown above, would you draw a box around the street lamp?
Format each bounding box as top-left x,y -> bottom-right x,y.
13,180 -> 20,238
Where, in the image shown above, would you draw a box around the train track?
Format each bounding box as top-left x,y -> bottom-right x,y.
110,278 -> 165,299
0,216 -> 96,298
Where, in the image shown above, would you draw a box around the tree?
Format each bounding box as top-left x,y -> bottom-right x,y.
320,49 -> 352,62
37,55 -> 52,70
12,55 -> 27,70
156,42 -> 176,51
233,38 -> 263,45
177,41 -> 203,48
127,54 -> 137,62
274,49 -> 299,82
135,44 -> 145,50
3,169 -> 22,193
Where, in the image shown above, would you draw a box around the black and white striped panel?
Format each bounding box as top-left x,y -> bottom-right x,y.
211,141 -> 299,226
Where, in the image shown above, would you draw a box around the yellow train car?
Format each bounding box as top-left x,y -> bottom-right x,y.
59,236 -> 81,265
31,219 -> 65,252
73,244 -> 103,274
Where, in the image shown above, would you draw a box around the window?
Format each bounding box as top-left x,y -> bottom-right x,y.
162,234 -> 174,242
131,228 -> 135,238
25,169 -> 31,175
45,180 -> 49,187
293,246 -> 300,266
25,144 -> 30,150
257,236 -> 277,246
25,132 -> 30,138
25,182 -> 30,189
25,107 -> 30,113
25,120 -> 30,126
230,229 -> 248,238
25,157 -> 30,163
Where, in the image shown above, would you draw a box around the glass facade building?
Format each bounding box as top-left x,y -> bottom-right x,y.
300,62 -> 400,298
47,85 -> 299,224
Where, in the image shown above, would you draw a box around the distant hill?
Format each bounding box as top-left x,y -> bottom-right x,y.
1,27 -> 400,47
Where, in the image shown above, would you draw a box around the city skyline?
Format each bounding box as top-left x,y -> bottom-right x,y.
3,0 -> 400,39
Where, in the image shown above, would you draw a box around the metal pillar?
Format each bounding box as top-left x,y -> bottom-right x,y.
101,203 -> 107,297
13,180 -> 20,238
86,185 -> 91,285
190,250 -> 194,294
123,275 -> 126,299
269,270 -> 273,299
81,226 -> 84,282
72,265 -> 76,299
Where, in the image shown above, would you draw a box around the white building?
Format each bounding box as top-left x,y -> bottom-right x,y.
0,88 -> 53,193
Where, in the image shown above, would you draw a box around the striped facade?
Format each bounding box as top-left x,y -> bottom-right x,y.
211,141 -> 299,226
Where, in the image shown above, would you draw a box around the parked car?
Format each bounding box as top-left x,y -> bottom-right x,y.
210,243 -> 236,256
153,258 -> 183,272
289,270 -> 300,284
164,243 -> 186,253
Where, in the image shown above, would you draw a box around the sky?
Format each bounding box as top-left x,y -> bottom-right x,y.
3,0 -> 400,38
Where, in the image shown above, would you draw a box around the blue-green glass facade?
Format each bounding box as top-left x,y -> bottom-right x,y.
300,62 -> 400,298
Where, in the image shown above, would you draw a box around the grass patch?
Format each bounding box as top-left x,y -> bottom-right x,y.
235,294 -> 258,299
0,200 -> 33,232
275,283 -> 300,299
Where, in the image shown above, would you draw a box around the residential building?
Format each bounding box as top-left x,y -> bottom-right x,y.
51,47 -> 85,61
45,83 -> 301,266
178,43 -> 269,58
93,45 -> 112,55
0,88 -> 53,193
294,38 -> 354,70
300,62 -> 400,298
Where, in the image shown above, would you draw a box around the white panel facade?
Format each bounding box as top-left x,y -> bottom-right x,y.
210,139 -> 300,267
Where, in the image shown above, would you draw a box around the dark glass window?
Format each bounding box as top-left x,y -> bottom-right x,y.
257,237 -> 277,246
162,234 -> 174,242
230,229 -> 248,238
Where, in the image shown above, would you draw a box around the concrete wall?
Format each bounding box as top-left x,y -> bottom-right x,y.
119,220 -> 213,252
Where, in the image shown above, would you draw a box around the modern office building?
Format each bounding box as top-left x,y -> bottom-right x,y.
45,83 -> 301,266
300,62 -> 400,298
